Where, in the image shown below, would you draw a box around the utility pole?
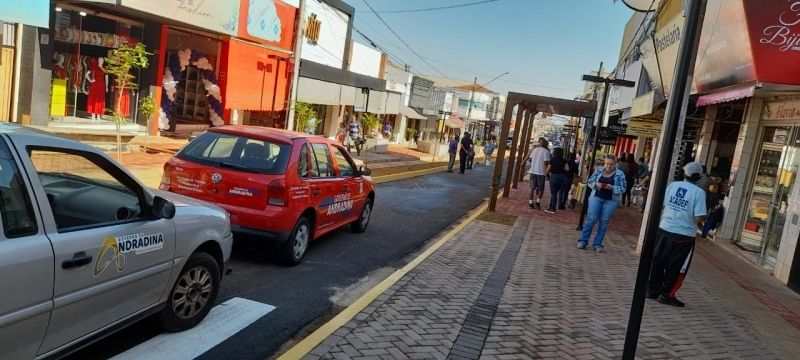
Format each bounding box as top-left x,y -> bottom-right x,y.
286,0 -> 306,131
576,66 -> 635,231
622,1 -> 707,358
465,76 -> 477,135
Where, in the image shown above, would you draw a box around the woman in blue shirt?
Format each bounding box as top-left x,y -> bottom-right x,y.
578,156 -> 627,252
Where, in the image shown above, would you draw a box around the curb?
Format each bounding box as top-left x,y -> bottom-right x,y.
276,197 -> 495,360
373,165 -> 449,184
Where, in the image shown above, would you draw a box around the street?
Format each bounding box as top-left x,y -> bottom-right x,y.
64,166 -> 495,360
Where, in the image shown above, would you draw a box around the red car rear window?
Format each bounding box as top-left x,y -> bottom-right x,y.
177,132 -> 292,175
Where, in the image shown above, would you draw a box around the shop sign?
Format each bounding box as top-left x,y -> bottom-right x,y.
121,0 -> 240,35
763,100 -> 800,121
0,0 -> 49,28
630,91 -> 656,118
626,120 -> 663,138
305,13 -> 322,44
238,0 -> 297,50
640,2 -> 683,95
743,0 -> 800,86
694,0 -> 756,93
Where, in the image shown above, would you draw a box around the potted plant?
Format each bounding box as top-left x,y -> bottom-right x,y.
360,113 -> 380,138
138,95 -> 156,152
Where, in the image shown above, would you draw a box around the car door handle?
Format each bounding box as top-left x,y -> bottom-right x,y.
343,186 -> 350,193
312,189 -> 322,195
62,252 -> 93,269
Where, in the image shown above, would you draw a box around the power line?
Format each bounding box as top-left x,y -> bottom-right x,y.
609,0 -> 658,79
360,0 -> 454,80
357,0 -> 499,14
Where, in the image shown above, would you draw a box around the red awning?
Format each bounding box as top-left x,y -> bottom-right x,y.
696,85 -> 755,107
445,115 -> 464,128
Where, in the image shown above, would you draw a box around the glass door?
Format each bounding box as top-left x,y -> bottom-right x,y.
741,127 -> 787,253
761,127 -> 800,267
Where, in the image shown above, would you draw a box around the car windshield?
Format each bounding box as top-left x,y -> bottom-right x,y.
177,132 -> 292,175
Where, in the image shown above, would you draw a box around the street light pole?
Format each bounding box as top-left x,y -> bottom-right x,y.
622,1 -> 707,358
575,74 -> 635,231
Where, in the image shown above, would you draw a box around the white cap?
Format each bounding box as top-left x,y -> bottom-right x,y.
683,162 -> 703,176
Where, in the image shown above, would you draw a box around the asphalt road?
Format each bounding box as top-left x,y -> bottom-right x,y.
66,164 -> 495,360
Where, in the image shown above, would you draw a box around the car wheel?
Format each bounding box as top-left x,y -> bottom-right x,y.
351,198 -> 372,233
281,217 -> 311,266
158,252 -> 220,332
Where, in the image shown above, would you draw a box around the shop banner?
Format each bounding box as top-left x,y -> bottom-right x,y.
744,0 -> 800,86
0,0 -> 49,28
626,120 -> 663,138
238,0 -> 297,50
630,91 -> 656,118
121,0 -> 239,35
763,100 -> 800,121
640,9 -> 683,95
694,0 -> 756,93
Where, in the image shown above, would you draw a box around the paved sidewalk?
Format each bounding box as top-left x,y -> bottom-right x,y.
295,186 -> 800,359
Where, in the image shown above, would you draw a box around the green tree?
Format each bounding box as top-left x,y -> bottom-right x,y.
104,43 -> 150,161
361,113 -> 380,137
293,101 -> 318,133
138,95 -> 156,152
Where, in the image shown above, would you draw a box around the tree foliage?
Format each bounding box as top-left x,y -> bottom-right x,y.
294,102 -> 318,133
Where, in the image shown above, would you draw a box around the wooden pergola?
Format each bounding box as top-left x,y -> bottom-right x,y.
489,92 -> 597,211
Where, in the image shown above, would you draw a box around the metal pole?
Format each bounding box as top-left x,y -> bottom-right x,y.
465,76 -> 476,135
286,0 -> 306,131
576,82 -> 609,231
489,100 -> 517,211
622,0 -> 707,358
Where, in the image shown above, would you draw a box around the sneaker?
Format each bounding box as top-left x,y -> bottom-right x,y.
544,208 -> 556,214
594,247 -> 603,253
658,295 -> 686,307
529,203 -> 535,209
446,170 -> 454,173
646,292 -> 660,300
577,243 -> 587,249
534,202 -> 541,209
558,206 -> 566,210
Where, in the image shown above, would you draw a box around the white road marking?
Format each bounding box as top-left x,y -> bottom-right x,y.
111,297 -> 275,360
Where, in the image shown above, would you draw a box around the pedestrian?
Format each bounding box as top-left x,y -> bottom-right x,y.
466,133 -> 476,170
383,121 -> 393,139
336,121 -> 347,145
577,156 -> 627,252
459,132 -> 474,174
617,155 -> 631,206
545,147 -> 570,213
695,165 -> 713,207
625,153 -> 639,206
637,168 -> 652,212
413,128 -> 420,144
528,138 -> 551,209
346,115 -> 362,156
447,134 -> 459,173
484,140 -> 496,166
647,162 -> 708,307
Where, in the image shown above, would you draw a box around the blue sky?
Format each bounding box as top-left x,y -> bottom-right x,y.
349,0 -> 633,99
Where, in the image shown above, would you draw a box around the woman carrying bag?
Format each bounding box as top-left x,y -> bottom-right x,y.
545,148 -> 571,214
577,156 -> 627,253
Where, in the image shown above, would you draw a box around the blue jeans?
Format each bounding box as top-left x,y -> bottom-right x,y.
548,174 -> 569,210
578,195 -> 619,248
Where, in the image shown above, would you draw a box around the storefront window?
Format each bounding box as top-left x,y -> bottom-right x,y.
52,7 -> 143,123
741,126 -> 800,269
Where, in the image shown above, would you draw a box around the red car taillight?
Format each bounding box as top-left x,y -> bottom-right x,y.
159,162 -> 173,190
267,178 -> 288,207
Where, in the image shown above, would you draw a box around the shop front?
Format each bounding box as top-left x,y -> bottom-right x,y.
50,4 -> 147,124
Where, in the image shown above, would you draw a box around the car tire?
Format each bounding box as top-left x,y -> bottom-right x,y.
158,252 -> 220,332
280,217 -> 311,266
351,198 -> 372,233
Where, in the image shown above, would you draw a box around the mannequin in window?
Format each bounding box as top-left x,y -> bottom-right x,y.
85,57 -> 106,121
52,53 -> 68,80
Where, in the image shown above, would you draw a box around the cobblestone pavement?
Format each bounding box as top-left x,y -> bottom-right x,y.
298,184 -> 800,359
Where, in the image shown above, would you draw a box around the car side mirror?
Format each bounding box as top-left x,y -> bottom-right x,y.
358,165 -> 372,177
153,196 -> 176,219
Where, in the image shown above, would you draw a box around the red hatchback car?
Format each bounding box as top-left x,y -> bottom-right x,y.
160,126 -> 375,265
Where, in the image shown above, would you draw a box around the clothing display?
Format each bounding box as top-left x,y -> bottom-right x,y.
85,58 -> 106,116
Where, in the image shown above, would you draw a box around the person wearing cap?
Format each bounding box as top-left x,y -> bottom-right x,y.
647,161 -> 708,307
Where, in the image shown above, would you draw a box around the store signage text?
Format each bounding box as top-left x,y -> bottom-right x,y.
655,24 -> 682,52
760,0 -> 800,52
764,100 -> 800,121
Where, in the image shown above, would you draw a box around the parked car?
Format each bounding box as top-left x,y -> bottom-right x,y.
0,124 -> 233,360
160,126 -> 375,266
